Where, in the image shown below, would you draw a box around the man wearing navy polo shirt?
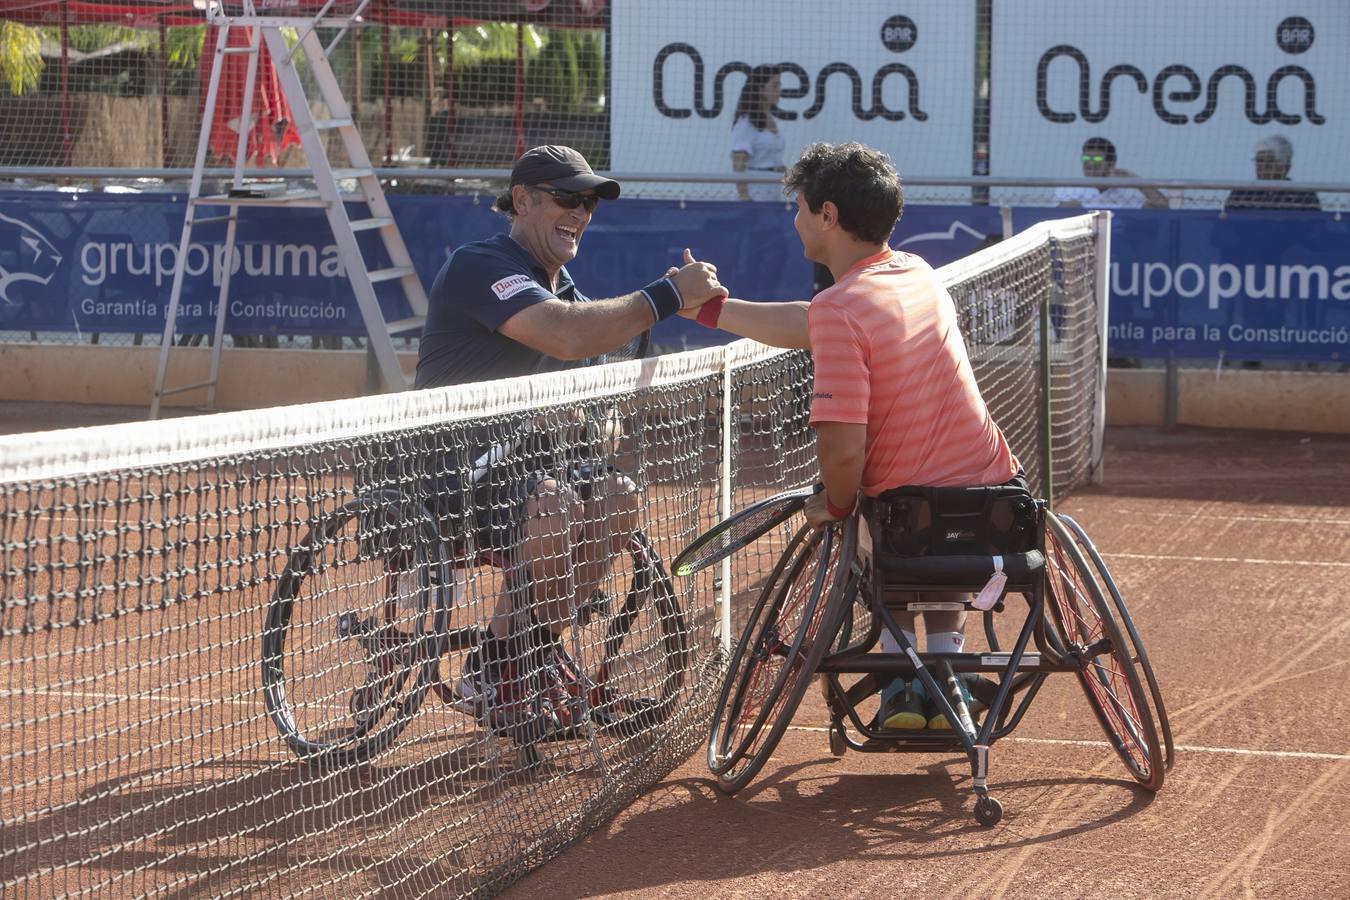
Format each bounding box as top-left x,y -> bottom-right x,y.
414,145 -> 726,729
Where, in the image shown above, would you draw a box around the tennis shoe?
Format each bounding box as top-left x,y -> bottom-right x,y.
877,677 -> 927,730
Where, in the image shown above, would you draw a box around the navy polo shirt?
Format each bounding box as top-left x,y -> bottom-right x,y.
415,233 -> 591,388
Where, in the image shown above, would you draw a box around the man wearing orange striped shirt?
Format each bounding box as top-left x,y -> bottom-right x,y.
683,141 -> 1021,729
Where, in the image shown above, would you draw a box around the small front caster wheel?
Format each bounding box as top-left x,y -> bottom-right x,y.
974,795 -> 1003,827
828,727 -> 846,757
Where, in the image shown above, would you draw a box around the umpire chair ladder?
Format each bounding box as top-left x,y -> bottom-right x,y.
150,0 -> 427,419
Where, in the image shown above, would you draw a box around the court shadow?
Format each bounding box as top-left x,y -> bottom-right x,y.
0,734 -> 602,898
506,755 -> 1156,898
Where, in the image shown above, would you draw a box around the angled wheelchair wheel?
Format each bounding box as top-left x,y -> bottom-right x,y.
709,517 -> 857,794
1044,512 -> 1164,790
1058,515 -> 1175,774
262,492 -> 451,766
706,524 -> 816,775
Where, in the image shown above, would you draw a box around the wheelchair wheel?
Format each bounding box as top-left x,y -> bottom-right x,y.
706,523 -> 816,775
709,517 -> 857,794
570,529 -> 690,736
1056,515 -> 1175,773
1044,512 -> 1164,790
262,493 -> 450,766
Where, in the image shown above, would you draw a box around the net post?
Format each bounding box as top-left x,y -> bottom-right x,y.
1090,210 -> 1112,485
719,350 -> 734,652
1039,252 -> 1055,510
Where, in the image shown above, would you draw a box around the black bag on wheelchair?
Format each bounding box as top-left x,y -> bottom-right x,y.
866,482 -> 1038,560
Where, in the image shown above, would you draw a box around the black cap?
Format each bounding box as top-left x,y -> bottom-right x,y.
510,145 -> 620,200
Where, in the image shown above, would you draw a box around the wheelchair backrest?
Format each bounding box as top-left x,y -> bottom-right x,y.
865,483 -> 1040,558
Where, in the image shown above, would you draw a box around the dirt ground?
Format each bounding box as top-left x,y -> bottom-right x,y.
5,404 -> 1348,899
506,425 -> 1350,900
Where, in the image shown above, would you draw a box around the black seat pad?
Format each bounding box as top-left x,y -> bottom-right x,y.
874,549 -> 1044,586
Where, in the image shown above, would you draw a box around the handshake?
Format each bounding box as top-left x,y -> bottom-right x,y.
663,248 -> 730,321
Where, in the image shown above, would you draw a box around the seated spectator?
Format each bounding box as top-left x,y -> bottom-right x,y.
1056,137 -> 1166,210
1224,135 -> 1321,212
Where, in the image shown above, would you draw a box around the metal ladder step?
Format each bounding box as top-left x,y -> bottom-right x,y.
194,191 -> 328,208
386,316 -> 425,336
158,379 -> 219,398
350,217 -> 394,232
368,266 -> 417,284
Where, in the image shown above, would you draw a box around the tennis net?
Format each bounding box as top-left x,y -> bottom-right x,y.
0,213 -> 1106,898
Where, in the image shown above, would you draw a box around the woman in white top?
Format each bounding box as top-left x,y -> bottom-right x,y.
730,66 -> 785,202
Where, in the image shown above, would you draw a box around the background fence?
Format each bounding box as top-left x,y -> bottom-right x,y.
1,0 -> 1346,209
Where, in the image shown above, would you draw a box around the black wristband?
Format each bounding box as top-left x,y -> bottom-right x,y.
639,277 -> 683,322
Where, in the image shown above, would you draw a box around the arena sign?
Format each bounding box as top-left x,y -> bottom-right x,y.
990,0 -> 1348,193
609,0 -> 974,199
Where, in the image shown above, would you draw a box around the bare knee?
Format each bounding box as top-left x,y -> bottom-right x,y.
520,479 -> 582,581
585,471 -> 640,551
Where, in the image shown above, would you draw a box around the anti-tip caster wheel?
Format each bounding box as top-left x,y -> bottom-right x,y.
974,794 -> 1003,827
828,726 -> 846,757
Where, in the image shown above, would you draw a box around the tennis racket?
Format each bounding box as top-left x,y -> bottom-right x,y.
672,485 -> 817,577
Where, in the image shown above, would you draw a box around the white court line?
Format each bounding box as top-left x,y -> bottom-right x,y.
11,688 -> 1350,763
1,687 -> 257,708
1141,511 -> 1350,527
1109,552 -> 1350,569
787,725 -> 1350,762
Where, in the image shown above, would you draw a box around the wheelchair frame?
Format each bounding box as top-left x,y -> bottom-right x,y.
709,502 -> 1174,826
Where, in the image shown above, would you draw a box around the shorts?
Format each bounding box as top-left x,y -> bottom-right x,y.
354,430 -> 619,557
458,460 -> 616,553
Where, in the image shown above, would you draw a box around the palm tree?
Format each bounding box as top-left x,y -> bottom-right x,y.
1,21 -> 43,94
0,20 -> 205,96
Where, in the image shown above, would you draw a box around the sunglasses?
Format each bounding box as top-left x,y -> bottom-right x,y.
1081,154 -> 1108,163
534,186 -> 599,213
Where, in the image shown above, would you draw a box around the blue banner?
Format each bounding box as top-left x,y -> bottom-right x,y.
0,191 -> 1002,350
1014,207 -> 1350,362
6,190 -> 1343,361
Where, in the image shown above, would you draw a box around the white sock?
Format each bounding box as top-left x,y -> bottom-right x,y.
927,630 -> 965,655
880,629 -> 917,654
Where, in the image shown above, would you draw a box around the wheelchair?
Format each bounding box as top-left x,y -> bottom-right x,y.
707,483 -> 1173,826
261,489 -> 689,768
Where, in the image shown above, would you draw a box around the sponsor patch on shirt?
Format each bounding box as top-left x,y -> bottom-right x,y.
490,274 -> 535,301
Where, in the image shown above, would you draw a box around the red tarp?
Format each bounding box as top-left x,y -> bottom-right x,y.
199,24 -> 300,165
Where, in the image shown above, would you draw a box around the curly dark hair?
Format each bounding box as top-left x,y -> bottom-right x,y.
783,142 -> 903,245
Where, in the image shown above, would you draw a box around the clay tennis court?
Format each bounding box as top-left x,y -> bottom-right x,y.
4,402 -> 1348,897
508,425 -> 1350,899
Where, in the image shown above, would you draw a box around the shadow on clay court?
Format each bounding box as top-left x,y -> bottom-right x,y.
523,758 -> 1155,898
0,738 -> 579,898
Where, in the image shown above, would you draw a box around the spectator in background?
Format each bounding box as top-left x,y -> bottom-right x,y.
1225,135 -> 1321,212
731,65 -> 786,202
1056,137 -> 1167,210
730,65 -> 836,297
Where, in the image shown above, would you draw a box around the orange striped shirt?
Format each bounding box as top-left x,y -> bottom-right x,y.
807,249 -> 1018,496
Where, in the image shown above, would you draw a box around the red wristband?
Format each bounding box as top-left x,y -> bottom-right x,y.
826,496 -> 855,519
695,296 -> 726,328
